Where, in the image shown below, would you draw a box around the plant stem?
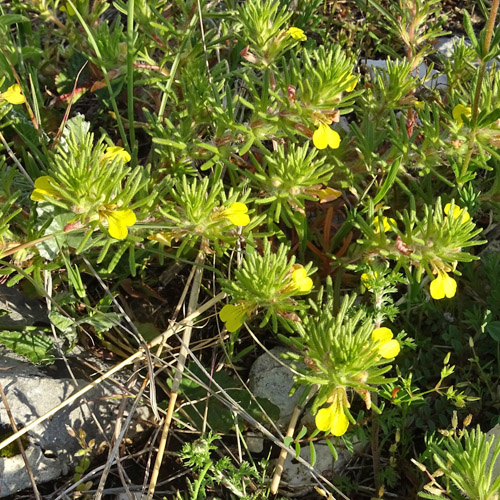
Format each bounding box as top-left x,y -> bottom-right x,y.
459,0 -> 500,184
126,0 -> 137,165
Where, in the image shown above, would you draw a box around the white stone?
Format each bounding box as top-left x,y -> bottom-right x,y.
248,347 -> 304,428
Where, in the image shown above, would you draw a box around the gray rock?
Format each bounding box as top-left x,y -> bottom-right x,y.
0,348 -> 150,497
364,59 -> 448,90
277,442 -> 352,497
435,36 -> 471,58
248,347 -> 304,428
486,424 -> 500,481
0,285 -> 48,329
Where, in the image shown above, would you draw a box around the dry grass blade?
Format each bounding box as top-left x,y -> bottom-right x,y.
147,249 -> 205,499
0,291 -> 225,453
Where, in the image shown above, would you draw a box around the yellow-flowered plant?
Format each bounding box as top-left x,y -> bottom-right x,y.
29,125 -> 156,249
218,240 -> 315,333
357,199 -> 484,301
149,176 -> 251,256
281,289 -> 402,437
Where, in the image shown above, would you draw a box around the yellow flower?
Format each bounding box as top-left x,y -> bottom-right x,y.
361,271 -> 378,290
344,74 -> 358,92
315,387 -> 350,436
373,215 -> 396,234
287,27 -> 307,41
98,205 -> 136,240
219,302 -> 254,332
103,146 -> 131,164
452,104 -> 471,128
30,176 -> 61,202
430,271 -> 457,300
444,202 -> 471,223
312,123 -> 340,150
291,267 -> 313,293
1,84 -> 26,105
371,327 -> 400,358
221,202 -> 250,226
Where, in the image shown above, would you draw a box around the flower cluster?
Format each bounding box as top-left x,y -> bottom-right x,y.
281,290 -> 401,437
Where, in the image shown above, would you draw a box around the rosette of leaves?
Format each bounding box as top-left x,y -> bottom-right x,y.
218,239 -> 315,332
151,173 -> 251,256
279,284 -> 400,415
242,143 -> 340,231
356,198 -> 485,284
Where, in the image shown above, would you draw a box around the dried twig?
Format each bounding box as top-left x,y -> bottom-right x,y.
0,291 -> 225,453
146,249 -> 205,499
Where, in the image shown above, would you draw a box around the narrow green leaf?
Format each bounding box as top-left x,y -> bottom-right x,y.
0,14 -> 29,25
463,11 -> 479,52
309,441 -> 317,466
373,157 -> 401,205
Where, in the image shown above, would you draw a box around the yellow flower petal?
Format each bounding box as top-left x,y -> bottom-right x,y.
219,304 -> 247,332
1,84 -> 26,105
329,407 -> 349,436
444,202 -> 471,223
372,327 -> 393,343
105,209 -> 136,240
378,339 -> 400,358
345,75 -> 358,92
312,123 -> 340,150
30,176 -> 60,202
287,27 -> 307,41
430,273 -> 445,300
315,403 -> 349,436
442,272 -> 457,298
372,327 -> 400,358
452,104 -> 471,128
103,146 -> 131,163
222,202 -> 250,226
373,216 -> 395,234
315,406 -> 333,432
291,267 -> 313,293
430,271 -> 457,300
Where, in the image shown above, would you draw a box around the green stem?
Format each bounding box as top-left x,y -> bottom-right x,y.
459,0 -> 500,184
66,0 -> 129,150
126,0 -> 137,166
192,460 -> 213,499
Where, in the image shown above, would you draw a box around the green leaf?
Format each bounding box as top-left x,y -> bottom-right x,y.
0,330 -> 54,364
296,425 -> 308,440
373,157 -> 401,205
0,14 -> 29,26
283,436 -> 293,447
49,311 -> 76,337
309,441 -> 317,467
463,11 -> 479,53
486,321 -> 500,341
477,108 -> 500,128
